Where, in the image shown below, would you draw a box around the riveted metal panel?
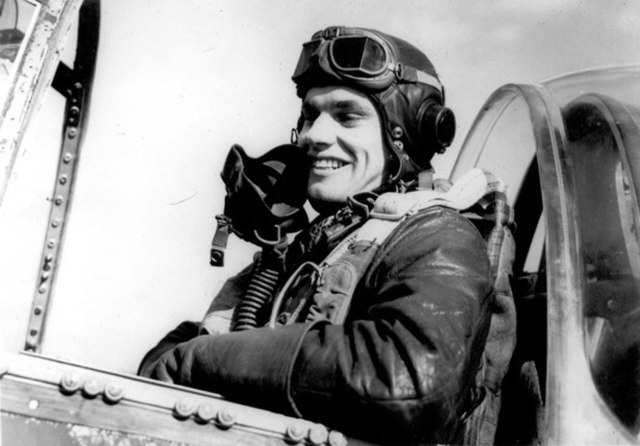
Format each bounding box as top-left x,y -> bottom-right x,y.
2,412 -> 190,446
24,0 -> 100,354
0,352 -> 349,446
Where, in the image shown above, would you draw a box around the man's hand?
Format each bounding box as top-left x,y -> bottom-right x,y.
137,321 -> 200,379
145,343 -> 185,383
143,334 -> 219,388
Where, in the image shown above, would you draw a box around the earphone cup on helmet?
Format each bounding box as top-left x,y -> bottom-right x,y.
418,99 -> 456,154
434,106 -> 456,152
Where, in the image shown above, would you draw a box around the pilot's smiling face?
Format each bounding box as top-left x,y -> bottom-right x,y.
299,86 -> 388,213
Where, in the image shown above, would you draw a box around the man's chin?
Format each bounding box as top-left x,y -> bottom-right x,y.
307,193 -> 346,215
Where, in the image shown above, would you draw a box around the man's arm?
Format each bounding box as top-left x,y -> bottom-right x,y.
142,208 -> 493,443
137,261 -> 254,375
289,208 -> 493,443
137,321 -> 200,376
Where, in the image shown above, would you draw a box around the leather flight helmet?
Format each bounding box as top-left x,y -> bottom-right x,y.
292,26 -> 456,184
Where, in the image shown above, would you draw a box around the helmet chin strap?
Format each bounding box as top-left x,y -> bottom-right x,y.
418,169 -> 435,190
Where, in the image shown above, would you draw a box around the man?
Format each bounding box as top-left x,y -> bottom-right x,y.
139,26 -> 497,444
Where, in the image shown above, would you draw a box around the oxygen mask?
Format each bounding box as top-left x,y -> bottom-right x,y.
211,144 -> 309,266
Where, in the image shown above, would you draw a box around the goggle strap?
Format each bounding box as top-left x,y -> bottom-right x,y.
399,66 -> 443,94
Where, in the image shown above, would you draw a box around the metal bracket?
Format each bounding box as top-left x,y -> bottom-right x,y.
25,0 -> 100,352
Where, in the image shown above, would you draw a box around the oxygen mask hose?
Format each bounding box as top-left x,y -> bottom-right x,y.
232,248 -> 283,331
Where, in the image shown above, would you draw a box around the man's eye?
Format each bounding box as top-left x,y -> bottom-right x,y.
337,112 -> 362,125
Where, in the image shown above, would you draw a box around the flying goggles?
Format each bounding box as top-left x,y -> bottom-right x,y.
292,26 -> 443,94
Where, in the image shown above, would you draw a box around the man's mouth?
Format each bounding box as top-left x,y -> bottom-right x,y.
311,159 -> 347,170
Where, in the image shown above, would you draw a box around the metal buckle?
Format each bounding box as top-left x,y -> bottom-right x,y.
395,62 -> 404,80
322,26 -> 341,39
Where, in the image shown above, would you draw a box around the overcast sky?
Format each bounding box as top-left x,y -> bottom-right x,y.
99,0 -> 640,173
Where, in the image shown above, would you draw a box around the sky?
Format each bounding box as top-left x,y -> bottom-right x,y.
2,0 -> 639,373
97,0 -> 640,173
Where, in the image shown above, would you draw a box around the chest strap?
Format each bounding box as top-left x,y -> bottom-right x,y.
268,168 -> 510,327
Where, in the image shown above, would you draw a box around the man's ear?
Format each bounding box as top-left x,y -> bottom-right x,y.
296,113 -> 305,132
291,113 -> 305,145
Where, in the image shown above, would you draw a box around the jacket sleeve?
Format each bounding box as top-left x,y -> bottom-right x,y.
148,208 -> 493,444
137,320 -> 200,377
138,260 -> 255,375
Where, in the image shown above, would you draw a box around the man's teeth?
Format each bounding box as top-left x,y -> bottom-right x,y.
312,159 -> 345,170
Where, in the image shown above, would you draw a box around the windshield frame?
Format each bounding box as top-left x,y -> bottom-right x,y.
451,67 -> 640,445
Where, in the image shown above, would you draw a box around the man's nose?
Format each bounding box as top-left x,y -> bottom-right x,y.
299,113 -> 334,152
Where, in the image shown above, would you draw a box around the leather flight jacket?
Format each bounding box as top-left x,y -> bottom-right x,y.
139,205 -> 494,445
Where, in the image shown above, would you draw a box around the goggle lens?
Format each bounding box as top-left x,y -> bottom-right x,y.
331,36 -> 387,76
293,40 -> 322,79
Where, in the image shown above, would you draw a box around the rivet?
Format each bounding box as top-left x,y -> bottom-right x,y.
60,372 -> 83,394
82,378 -> 104,398
309,424 -> 329,445
63,153 -> 73,163
59,175 -> 68,185
195,404 -> 216,423
38,285 -> 47,294
34,306 -> 43,315
391,126 -> 404,139
25,341 -> 37,351
70,106 -> 80,115
174,399 -> 195,420
29,329 -> 38,336
28,400 -> 39,410
285,423 -> 307,443
47,239 -> 56,248
393,140 -> 404,151
54,196 -> 64,205
216,408 -> 236,429
328,431 -> 348,446
103,383 -> 124,404
41,272 -> 50,281
68,128 -> 77,139
74,82 -> 82,90
51,218 -> 61,228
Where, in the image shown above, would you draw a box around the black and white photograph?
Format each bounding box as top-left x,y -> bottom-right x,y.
0,0 -> 639,444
